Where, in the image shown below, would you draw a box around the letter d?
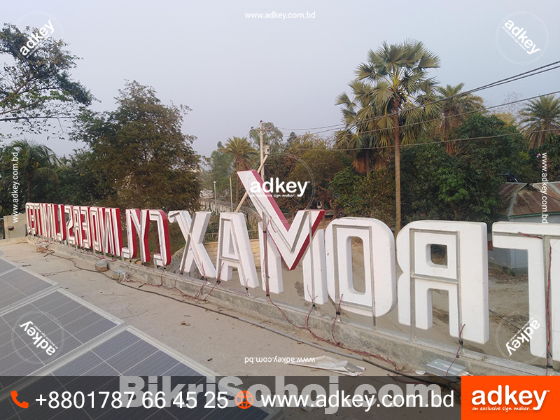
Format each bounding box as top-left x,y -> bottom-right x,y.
444,392 -> 454,407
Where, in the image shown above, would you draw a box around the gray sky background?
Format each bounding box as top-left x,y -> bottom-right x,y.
3,0 -> 560,159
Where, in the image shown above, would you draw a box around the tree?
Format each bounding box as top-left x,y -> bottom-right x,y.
435,83 -> 484,154
331,166 -> 394,224
335,81 -> 385,174
0,23 -> 93,134
205,141 -> 234,197
519,95 -> 560,149
285,137 -> 348,215
71,81 -> 200,211
286,131 -> 298,146
39,150 -> 108,206
355,40 -> 441,232
248,122 -> 284,157
0,139 -> 59,216
219,137 -> 257,204
402,114 -> 525,222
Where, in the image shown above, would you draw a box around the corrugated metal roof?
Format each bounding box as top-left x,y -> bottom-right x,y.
497,182 -> 560,217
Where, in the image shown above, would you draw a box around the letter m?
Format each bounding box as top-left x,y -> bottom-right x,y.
238,170 -> 324,269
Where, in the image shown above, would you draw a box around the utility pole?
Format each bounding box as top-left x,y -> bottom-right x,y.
213,181 -> 217,214
250,120 -> 272,178
229,176 -> 233,211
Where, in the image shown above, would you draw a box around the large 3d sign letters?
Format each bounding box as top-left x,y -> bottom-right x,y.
216,212 -> 259,288
302,229 -> 328,304
326,218 -> 396,317
168,211 -> 216,278
99,208 -> 123,257
25,190 -> 560,364
258,221 -> 283,294
397,221 -> 489,344
492,222 -> 560,361
65,205 -> 75,245
89,207 -> 102,252
122,209 -> 150,262
72,206 -> 82,246
54,204 -> 65,241
237,170 -> 324,270
149,210 -> 171,268
80,206 -> 92,249
26,203 -> 35,235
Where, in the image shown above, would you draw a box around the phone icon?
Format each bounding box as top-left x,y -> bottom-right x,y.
11,391 -> 29,409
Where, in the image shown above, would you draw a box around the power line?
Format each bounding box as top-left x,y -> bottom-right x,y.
274,90 -> 560,142
321,128 -> 557,152
277,60 -> 560,135
327,90 -> 560,139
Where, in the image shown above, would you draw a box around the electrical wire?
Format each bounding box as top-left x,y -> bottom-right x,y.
278,61 -> 560,136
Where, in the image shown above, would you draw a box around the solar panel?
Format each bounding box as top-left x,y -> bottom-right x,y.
51,330 -> 201,377
0,258 -> 282,419
0,258 -> 16,274
0,269 -> 56,313
0,290 -> 120,378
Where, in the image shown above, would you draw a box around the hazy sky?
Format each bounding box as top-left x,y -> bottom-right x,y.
3,0 -> 560,159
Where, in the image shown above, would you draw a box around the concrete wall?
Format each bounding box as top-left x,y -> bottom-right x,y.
2,214 -> 26,239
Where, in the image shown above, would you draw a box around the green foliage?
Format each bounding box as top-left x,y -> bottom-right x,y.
205,141 -> 234,196
435,83 -> 485,153
0,139 -> 59,214
248,122 -> 284,154
519,135 -> 560,182
519,95 -> 560,149
402,114 -> 525,222
71,80 -> 200,212
218,136 -> 257,204
39,150 -> 108,205
0,23 -> 93,134
287,139 -> 349,212
331,166 -> 395,225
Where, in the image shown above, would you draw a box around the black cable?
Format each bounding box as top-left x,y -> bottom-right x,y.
279,61 -> 560,136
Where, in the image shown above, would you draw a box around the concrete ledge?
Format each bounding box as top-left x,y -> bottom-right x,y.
0,236 -> 28,246
37,238 -> 548,377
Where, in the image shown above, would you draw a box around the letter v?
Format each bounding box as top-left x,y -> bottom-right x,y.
238,170 -> 324,269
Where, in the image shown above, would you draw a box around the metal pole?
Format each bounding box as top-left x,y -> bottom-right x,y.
213,181 -> 217,214
259,120 -> 264,178
230,176 -> 233,211
235,154 -> 268,213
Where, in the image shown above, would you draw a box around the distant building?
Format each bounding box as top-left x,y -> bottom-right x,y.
488,182 -> 560,272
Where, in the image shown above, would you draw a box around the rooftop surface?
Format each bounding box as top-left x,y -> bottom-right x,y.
0,240 -> 393,378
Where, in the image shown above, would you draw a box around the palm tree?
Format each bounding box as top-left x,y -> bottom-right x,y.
355,40 -> 441,233
219,137 -> 257,204
435,83 -> 484,154
5,139 -> 59,202
519,95 -> 560,149
335,81 -> 380,174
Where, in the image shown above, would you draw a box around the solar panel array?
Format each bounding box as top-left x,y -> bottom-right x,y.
0,269 -> 55,312
0,256 -> 281,419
